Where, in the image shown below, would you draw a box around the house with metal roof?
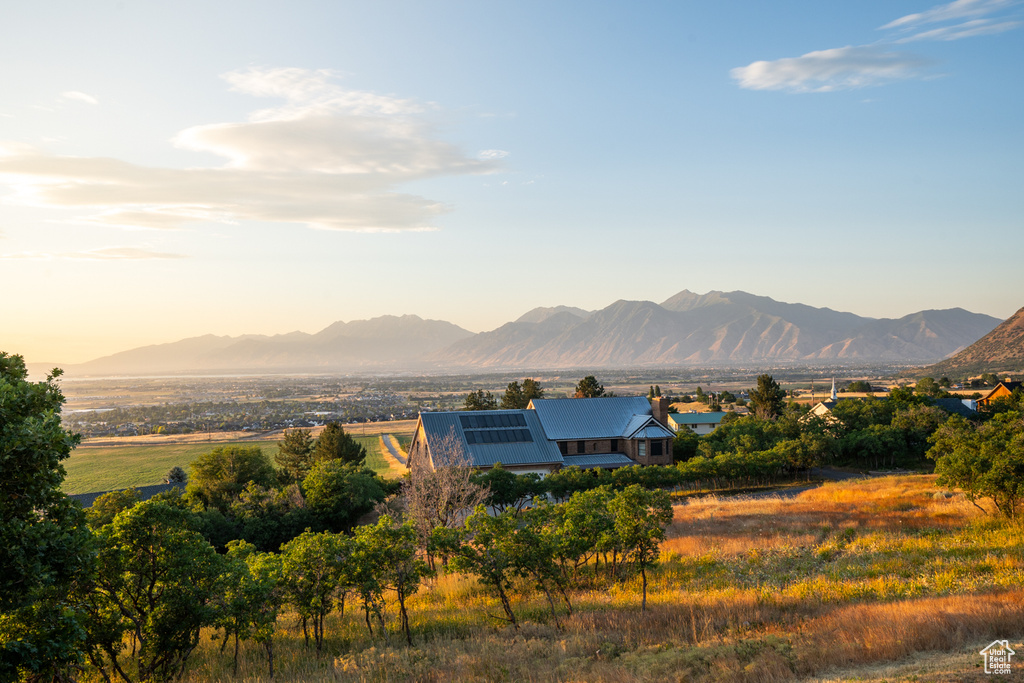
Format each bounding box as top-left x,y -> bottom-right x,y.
528,395 -> 674,467
408,396 -> 676,474
668,411 -> 726,436
408,409 -> 565,475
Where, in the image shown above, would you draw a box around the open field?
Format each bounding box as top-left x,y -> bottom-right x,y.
79,474 -> 1024,682
63,421 -> 416,494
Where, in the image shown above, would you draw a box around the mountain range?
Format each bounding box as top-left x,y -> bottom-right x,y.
65,290 -> 1004,376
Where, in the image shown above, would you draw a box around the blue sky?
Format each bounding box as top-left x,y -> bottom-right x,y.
1,0 -> 1021,363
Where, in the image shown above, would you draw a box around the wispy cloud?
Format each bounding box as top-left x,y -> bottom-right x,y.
881,0 -> 1016,29
0,247 -> 186,261
731,46 -> 932,93
479,149 -> 509,160
0,68 -> 500,232
62,91 -> 98,105
895,17 -> 1020,41
733,0 -> 1019,93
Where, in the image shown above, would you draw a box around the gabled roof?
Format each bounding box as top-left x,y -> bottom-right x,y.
417,410 -> 563,469
980,381 -> 1022,402
529,396 -> 656,440
669,412 -> 727,426
932,397 -> 977,417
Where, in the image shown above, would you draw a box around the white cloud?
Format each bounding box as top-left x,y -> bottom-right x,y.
881,0 -> 1015,29
731,46 -> 933,93
62,91 -> 98,105
479,149 -> 509,160
0,68 -> 500,232
0,247 -> 185,261
896,17 -> 1021,41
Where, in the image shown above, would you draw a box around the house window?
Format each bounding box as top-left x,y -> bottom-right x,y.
610,439 -> 618,452
577,440 -> 585,454
558,441 -> 568,455
638,441 -> 646,458
651,440 -> 663,456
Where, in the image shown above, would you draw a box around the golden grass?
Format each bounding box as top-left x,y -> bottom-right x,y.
81,474 -> 1024,682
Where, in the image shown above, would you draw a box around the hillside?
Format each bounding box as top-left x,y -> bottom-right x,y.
915,305 -> 1024,377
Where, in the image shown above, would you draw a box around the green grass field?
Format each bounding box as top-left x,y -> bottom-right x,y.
63,434 -> 407,494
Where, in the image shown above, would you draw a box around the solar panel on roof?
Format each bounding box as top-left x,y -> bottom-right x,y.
459,413 -> 527,429
463,428 -> 533,444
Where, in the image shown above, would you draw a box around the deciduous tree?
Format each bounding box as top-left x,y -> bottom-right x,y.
0,354 -> 93,681
186,445 -> 277,513
608,485 -> 672,612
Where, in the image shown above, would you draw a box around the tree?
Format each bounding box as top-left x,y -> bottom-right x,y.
463,389 -> 497,411
218,541 -> 284,677
498,379 -> 545,409
575,375 -> 605,398
82,500 -> 226,682
186,445 -> 278,513
313,422 -> 366,466
654,385 -> 661,397
522,378 -> 544,402
607,485 -> 673,611
303,460 -> 388,533
434,508 -> 520,628
280,531 -> 351,653
672,428 -> 700,462
276,428 -> 315,483
845,380 -> 873,393
352,516 -> 428,645
928,411 -> 1024,518
0,354 -> 93,681
981,372 -> 1000,387
164,465 -> 188,483
87,488 -> 142,529
748,374 -> 786,420
474,463 -> 544,514
915,377 -> 944,398
403,430 -> 489,567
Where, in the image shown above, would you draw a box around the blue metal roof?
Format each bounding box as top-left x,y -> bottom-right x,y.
562,453 -> 637,469
633,423 -> 675,439
528,396 -> 655,440
418,410 -> 563,469
669,412 -> 727,426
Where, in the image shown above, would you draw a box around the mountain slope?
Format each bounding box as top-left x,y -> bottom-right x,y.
916,306 -> 1024,377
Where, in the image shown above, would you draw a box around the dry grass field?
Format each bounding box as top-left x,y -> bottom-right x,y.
83,474 -> 1023,682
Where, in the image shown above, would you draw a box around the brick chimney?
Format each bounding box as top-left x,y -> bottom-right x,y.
651,396 -> 669,425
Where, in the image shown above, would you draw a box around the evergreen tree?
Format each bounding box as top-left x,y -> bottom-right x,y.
500,382 -> 526,409
575,375 -> 605,398
276,428 -> 315,483
463,389 -> 497,411
522,378 -> 544,402
313,422 -> 367,466
748,374 -> 786,420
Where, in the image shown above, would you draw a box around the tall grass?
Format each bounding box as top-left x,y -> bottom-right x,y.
80,475 -> 1024,682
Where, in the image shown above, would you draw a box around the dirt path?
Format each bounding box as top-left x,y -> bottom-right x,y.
380,434 -> 408,466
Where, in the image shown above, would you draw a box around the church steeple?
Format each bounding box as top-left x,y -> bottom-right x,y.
831,378 -> 837,401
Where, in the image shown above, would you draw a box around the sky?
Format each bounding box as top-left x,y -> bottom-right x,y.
2,0 -> 1022,364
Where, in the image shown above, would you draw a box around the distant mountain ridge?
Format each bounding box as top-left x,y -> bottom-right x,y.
72,315 -> 474,375
429,290 -> 1002,369
64,291 -> 1005,376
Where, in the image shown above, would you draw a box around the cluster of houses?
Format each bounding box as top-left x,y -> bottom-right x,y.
409,380 -> 1022,476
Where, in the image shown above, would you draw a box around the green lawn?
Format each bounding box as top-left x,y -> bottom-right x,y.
63,435 -> 404,495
